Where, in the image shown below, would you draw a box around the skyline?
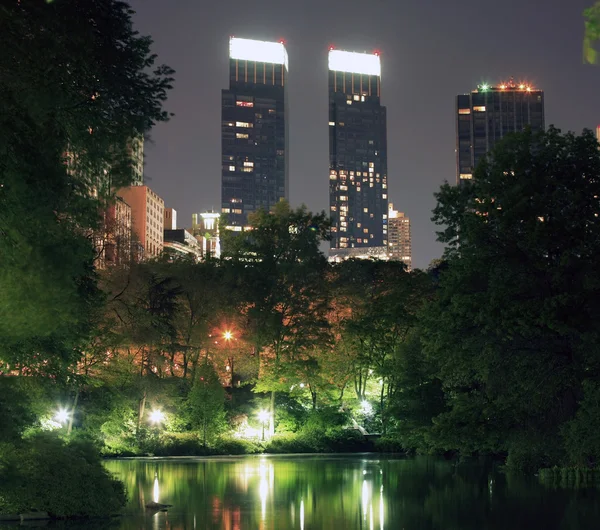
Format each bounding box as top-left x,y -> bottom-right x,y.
129,0 -> 598,269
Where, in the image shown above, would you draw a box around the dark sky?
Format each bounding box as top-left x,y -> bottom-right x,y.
128,0 -> 598,269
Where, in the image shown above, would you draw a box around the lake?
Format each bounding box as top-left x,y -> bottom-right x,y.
2,454 -> 597,529
99,454 -> 599,529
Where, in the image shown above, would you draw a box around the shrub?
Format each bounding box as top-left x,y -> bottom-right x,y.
0,433 -> 126,517
216,436 -> 261,455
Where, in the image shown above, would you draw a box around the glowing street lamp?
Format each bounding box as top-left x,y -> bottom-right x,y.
257,410 -> 270,441
149,409 -> 165,425
54,408 -> 69,425
223,331 -> 234,387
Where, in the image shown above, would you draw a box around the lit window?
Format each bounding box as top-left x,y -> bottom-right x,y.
339,196 -> 348,201
236,133 -> 249,139
340,185 -> 348,190
459,173 -> 473,180
458,108 -> 471,115
236,121 -> 252,128
473,106 -> 486,112
222,208 -> 230,213
329,121 -> 335,126
353,95 -> 360,101
346,100 -> 352,105
236,101 -> 254,107
330,173 -> 337,180
369,162 -> 374,168
357,223 -> 361,228
229,165 -> 235,171
382,194 -> 387,199
339,122 -> 345,126
330,206 -> 337,211
243,161 -> 254,167
268,109 -> 276,115
241,167 -> 253,172
363,228 -> 368,233
363,208 -> 368,213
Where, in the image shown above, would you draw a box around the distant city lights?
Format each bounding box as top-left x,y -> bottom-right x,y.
328,50 -> 381,76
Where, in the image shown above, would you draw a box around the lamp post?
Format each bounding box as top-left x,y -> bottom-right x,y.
258,410 -> 269,441
223,330 -> 234,387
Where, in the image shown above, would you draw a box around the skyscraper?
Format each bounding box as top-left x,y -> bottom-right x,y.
456,79 -> 544,184
387,203 -> 411,271
328,49 -> 388,259
221,37 -> 288,228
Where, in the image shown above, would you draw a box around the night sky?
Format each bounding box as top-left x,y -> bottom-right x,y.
129,0 -> 598,269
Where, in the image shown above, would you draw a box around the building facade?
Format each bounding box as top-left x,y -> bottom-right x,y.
387,203 -> 411,270
191,211 -> 221,258
328,49 -> 388,259
164,207 -> 177,230
221,37 -> 288,227
117,185 -> 164,259
164,229 -> 202,261
456,79 -> 544,184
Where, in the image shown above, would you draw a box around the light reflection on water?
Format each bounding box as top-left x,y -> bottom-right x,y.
100,455 -> 600,530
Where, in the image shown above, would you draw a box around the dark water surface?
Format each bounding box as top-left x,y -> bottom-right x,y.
4,454 -> 600,529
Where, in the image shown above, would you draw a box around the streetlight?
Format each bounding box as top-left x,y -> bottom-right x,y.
223,330 -> 234,387
54,408 -> 69,425
149,409 -> 165,425
257,410 -> 270,441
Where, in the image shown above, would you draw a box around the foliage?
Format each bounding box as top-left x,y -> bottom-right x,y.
186,362 -> 227,446
584,3 -> 600,64
0,0 -> 173,364
0,433 -> 126,517
425,127 -> 600,469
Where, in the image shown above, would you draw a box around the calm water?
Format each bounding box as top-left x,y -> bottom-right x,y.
2,454 -> 599,529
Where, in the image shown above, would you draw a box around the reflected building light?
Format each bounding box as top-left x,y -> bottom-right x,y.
300,499 -> 305,530
153,473 -> 159,503
370,501 -> 374,530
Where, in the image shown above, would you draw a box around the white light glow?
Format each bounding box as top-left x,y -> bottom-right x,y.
54,408 -> 69,424
328,50 -> 381,76
153,475 -> 159,503
230,37 -> 288,69
149,409 -> 165,424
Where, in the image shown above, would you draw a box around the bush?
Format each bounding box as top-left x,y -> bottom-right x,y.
373,435 -> 407,454
265,428 -> 370,454
216,436 -> 262,455
0,433 -> 126,517
562,380 -> 600,467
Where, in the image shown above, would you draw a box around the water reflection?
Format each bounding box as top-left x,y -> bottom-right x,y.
98,455 -> 600,530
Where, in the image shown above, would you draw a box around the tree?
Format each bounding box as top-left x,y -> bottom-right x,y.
331,259 -> 431,434
222,201 -> 331,431
425,127 -> 600,469
187,362 -> 226,447
584,3 -> 600,64
0,0 -> 173,368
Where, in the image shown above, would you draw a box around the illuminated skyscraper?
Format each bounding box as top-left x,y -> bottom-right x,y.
387,203 -> 411,271
221,37 -> 288,227
456,79 -> 544,184
328,49 -> 388,259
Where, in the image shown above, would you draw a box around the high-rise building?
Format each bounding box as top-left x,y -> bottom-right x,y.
128,134 -> 144,185
387,203 -> 411,271
328,48 -> 388,260
221,37 -> 288,228
164,207 -> 177,230
117,185 -> 164,259
456,79 -> 544,184
191,211 -> 221,258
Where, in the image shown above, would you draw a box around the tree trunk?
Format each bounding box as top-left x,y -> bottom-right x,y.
311,390 -> 317,410
269,391 -> 276,436
137,389 -> 147,434
67,389 -> 79,436
380,380 -> 386,435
